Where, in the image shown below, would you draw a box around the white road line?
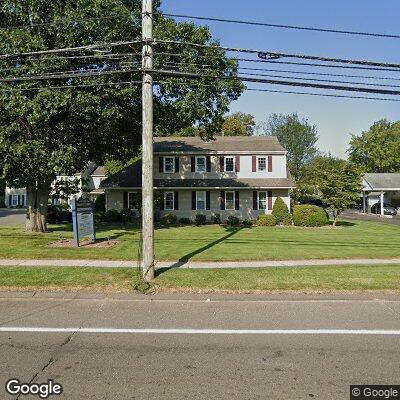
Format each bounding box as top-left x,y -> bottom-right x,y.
1,327 -> 400,335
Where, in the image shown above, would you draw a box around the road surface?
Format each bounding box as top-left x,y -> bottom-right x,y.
1,292 -> 400,399
0,209 -> 25,225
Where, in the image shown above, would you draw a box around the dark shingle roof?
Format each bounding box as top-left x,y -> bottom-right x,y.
153,136 -> 286,153
364,173 -> 400,190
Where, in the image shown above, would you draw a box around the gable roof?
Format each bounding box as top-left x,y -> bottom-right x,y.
363,173 -> 400,190
153,136 -> 286,153
90,166 -> 106,176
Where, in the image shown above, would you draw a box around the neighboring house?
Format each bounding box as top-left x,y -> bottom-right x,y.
4,163 -> 107,208
100,136 -> 295,221
362,173 -> 400,213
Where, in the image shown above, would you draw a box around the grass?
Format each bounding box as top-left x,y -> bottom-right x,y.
0,265 -> 400,293
0,219 -> 399,261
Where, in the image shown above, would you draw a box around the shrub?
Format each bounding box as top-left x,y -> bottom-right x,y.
212,213 -> 221,225
94,211 -> 106,223
179,217 -> 191,225
227,215 -> 240,226
0,197 -> 6,208
272,197 -> 292,225
161,213 -> 178,225
195,213 -> 207,225
105,209 -> 121,222
242,219 -> 253,227
257,214 -> 276,227
120,208 -> 134,223
293,205 -> 329,227
95,193 -> 106,212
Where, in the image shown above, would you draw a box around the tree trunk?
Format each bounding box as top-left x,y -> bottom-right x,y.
332,211 -> 339,227
26,182 -> 51,232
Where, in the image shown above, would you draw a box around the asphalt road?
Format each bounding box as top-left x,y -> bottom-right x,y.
1,293 -> 400,399
0,209 -> 25,225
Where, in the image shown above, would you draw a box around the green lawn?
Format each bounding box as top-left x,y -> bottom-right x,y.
0,265 -> 399,293
0,219 -> 399,261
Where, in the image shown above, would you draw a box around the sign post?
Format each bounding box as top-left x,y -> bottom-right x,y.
71,198 -> 96,247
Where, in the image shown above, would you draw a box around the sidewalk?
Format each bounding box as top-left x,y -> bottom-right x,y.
1,258 -> 400,269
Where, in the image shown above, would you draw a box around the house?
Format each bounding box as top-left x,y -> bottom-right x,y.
4,163 -> 107,208
100,136 -> 295,221
362,173 -> 400,214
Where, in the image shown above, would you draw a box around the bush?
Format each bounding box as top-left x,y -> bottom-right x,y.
161,213 -> 177,225
0,197 -> 5,208
212,213 -> 221,225
257,214 -> 277,227
120,208 -> 134,223
95,193 -> 106,212
94,211 -> 106,223
105,209 -> 120,223
179,217 -> 191,225
227,215 -> 240,226
293,205 -> 329,227
195,213 -> 207,225
272,197 -> 292,225
242,219 -> 253,227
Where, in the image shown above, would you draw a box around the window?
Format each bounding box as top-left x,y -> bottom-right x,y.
164,157 -> 175,173
258,157 -> 267,172
225,156 -> 235,172
12,195 -> 19,206
164,192 -> 174,211
196,156 -> 206,173
258,192 -> 267,210
128,193 -> 141,210
196,191 -> 206,211
225,191 -> 235,210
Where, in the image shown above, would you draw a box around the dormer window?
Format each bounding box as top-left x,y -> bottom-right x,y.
258,157 -> 267,172
224,156 -> 235,172
164,157 -> 175,173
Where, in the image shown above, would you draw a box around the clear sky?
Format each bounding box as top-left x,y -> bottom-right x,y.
160,0 -> 399,158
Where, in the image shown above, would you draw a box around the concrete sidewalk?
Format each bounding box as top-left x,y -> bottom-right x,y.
0,258 -> 400,269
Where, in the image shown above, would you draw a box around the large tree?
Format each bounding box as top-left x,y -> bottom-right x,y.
348,119 -> 400,173
0,0 -> 244,231
221,112 -> 255,136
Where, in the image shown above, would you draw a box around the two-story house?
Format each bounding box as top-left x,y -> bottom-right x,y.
100,136 -> 295,221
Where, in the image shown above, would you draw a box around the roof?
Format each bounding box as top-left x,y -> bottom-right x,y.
363,173 -> 400,190
100,160 -> 295,190
153,136 -> 286,153
90,166 -> 106,176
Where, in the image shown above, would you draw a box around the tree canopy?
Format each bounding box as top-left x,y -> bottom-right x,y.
221,112 -> 255,136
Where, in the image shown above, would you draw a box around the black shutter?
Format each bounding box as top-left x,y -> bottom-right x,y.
253,191 -> 258,210
175,157 -> 179,173
220,157 -> 224,172
123,192 -> 128,209
206,191 -> 211,210
160,191 -> 164,210
8,195 -> 12,206
174,192 -> 179,210
159,156 -> 164,173
192,191 -> 196,210
206,156 -> 211,172
18,195 -> 21,206
220,191 -> 225,210
191,157 -> 196,172
21,195 -> 25,206
235,191 -> 240,210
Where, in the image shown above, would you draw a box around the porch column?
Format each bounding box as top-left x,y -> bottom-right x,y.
380,191 -> 384,216
362,191 -> 366,213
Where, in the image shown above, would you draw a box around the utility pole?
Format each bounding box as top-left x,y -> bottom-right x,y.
142,0 -> 155,281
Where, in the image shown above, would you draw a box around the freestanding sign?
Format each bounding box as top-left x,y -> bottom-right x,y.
71,197 -> 96,247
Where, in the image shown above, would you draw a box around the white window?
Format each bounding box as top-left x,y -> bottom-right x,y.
128,193 -> 140,210
196,156 -> 206,173
225,157 -> 235,172
258,192 -> 267,210
225,191 -> 235,210
196,191 -> 206,211
12,195 -> 19,206
258,157 -> 267,172
164,157 -> 175,173
164,192 -> 174,211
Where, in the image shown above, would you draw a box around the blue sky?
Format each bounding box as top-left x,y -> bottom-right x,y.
160,0 -> 399,158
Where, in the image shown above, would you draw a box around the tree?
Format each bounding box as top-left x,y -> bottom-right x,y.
0,0 -> 244,232
221,112 -> 255,136
348,120 -> 400,173
317,160 -> 362,226
261,113 -> 319,181
272,197 -> 292,225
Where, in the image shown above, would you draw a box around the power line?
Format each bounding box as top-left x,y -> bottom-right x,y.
163,13 -> 400,40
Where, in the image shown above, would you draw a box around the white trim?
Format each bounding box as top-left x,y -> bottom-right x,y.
195,156 -> 207,173
163,156 -> 175,174
164,191 -> 175,211
224,156 -> 235,172
196,191 -> 206,211
225,191 -> 235,210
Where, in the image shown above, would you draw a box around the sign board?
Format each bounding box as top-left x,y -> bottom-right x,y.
71,198 -> 96,247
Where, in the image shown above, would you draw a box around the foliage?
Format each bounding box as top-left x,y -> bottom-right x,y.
120,208 -> 135,223
94,211 -> 106,223
179,217 -> 191,225
51,178 -> 81,202
195,214 -> 207,225
257,214 -> 277,227
241,219 -> 253,227
211,213 -> 221,225
348,119 -> 400,173
226,215 -> 240,226
272,197 -> 292,225
293,205 -> 328,227
95,194 -> 106,212
161,213 -> 178,226
221,112 -> 256,136
0,196 -> 6,208
105,209 -> 121,223
105,157 -> 139,176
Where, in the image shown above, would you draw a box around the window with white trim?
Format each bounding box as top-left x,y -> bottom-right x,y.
11,195 -> 19,206
258,157 -> 267,172
164,157 -> 175,173
225,156 -> 235,172
196,191 -> 206,211
164,192 -> 174,211
128,193 -> 141,210
196,156 -> 206,173
258,191 -> 267,210
225,191 -> 235,210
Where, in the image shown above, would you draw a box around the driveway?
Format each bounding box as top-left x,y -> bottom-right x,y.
342,209 -> 400,226
0,208 -> 26,225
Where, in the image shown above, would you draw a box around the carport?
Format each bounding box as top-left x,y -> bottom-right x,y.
362,173 -> 400,216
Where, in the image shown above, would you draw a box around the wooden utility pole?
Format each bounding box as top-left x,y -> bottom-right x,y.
142,0 -> 155,281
